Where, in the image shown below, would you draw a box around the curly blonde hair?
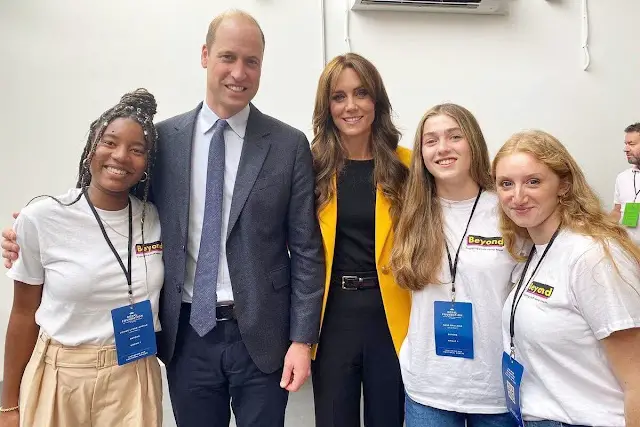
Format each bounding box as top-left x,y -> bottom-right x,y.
492,130 -> 640,270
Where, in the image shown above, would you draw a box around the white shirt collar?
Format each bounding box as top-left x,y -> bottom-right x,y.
198,101 -> 250,139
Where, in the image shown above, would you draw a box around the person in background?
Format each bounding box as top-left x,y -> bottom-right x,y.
494,129 -> 640,427
611,122 -> 640,246
391,103 -> 517,427
310,52 -> 411,427
0,89 -> 164,427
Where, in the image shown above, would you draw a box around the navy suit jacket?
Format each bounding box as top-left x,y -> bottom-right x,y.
150,102 -> 324,373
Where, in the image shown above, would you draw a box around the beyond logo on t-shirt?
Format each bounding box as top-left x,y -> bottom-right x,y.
135,241 -> 163,256
467,235 -> 504,247
526,281 -> 554,299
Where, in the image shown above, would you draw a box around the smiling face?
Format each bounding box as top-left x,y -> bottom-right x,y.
421,114 -> 473,188
201,15 -> 263,119
89,117 -> 148,198
329,67 -> 375,144
495,152 -> 565,238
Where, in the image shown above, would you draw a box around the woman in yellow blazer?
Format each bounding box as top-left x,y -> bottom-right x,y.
309,52 -> 411,427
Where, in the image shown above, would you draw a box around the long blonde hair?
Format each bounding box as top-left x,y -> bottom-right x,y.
492,130 -> 640,268
391,104 -> 494,291
311,53 -> 408,222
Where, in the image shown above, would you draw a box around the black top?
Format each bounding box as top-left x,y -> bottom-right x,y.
332,159 -> 377,273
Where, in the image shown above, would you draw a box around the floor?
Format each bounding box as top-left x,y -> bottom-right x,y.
160,365 -> 316,427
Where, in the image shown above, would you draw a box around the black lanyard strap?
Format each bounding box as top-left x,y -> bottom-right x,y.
83,188 -> 134,306
508,225 -> 561,357
633,170 -> 639,203
444,187 -> 483,302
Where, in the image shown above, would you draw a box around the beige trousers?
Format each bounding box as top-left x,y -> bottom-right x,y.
19,333 -> 163,427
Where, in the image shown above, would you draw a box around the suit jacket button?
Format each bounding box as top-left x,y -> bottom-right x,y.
176,285 -> 182,293
381,266 -> 390,275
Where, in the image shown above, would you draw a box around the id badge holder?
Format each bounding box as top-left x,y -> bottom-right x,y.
111,299 -> 157,366
622,203 -> 640,228
502,351 -> 525,427
434,301 -> 474,359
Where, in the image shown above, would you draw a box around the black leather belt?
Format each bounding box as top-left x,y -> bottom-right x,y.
332,272 -> 379,291
216,303 -> 236,321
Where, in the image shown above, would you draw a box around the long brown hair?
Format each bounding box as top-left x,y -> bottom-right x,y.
311,53 -> 407,222
391,104 -> 494,291
492,130 -> 640,269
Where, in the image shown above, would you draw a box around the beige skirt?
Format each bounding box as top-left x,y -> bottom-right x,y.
19,332 -> 163,427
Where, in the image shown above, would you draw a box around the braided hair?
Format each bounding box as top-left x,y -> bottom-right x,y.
23,89 -> 160,284
75,88 -> 159,225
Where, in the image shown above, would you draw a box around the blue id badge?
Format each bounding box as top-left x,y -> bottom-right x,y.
434,301 -> 474,359
111,299 -> 157,366
502,351 -> 525,427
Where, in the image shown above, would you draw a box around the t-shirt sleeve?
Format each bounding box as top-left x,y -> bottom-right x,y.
613,175 -> 621,205
569,243 -> 640,340
6,213 -> 44,285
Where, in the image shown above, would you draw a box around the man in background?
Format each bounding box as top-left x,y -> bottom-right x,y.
611,122 -> 640,245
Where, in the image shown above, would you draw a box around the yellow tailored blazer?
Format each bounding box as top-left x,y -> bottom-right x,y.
313,147 -> 412,359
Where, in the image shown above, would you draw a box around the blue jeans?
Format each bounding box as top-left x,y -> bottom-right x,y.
405,394 -> 517,427
525,422 -> 587,427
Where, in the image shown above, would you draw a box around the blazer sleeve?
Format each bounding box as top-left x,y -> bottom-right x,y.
286,132 -> 325,344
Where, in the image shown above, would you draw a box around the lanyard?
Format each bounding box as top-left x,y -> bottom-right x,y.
83,188 -> 134,306
633,170 -> 639,203
444,187 -> 482,302
508,225 -> 561,358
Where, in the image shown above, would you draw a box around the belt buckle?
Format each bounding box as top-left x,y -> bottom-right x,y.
216,303 -> 235,321
341,275 -> 361,290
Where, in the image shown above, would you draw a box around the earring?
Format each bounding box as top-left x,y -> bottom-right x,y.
83,158 -> 90,168
139,172 -> 148,183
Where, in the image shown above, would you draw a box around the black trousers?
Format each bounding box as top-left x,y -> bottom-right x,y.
311,284 -> 404,427
166,303 -> 289,427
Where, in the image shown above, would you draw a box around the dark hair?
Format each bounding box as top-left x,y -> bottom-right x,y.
29,88 -> 159,227
25,88 -> 160,283
625,123 -> 640,134
77,88 -> 158,203
311,53 -> 408,223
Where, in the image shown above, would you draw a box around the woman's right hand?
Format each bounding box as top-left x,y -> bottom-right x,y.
0,410 -> 20,427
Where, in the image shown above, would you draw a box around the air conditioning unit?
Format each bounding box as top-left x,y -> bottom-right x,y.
351,0 -> 508,15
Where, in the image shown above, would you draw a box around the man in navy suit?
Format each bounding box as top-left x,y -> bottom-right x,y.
2,9 -> 324,427
151,9 -> 325,427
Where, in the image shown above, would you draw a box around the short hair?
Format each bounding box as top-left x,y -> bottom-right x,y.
624,122 -> 640,133
205,9 -> 265,50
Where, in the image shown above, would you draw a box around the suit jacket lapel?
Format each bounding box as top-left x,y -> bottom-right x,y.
227,104 -> 270,239
171,104 -> 201,239
375,186 -> 392,265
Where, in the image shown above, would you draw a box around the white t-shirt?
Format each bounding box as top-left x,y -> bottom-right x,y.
399,191 -> 520,413
502,229 -> 640,425
7,188 -> 164,346
613,167 -> 640,245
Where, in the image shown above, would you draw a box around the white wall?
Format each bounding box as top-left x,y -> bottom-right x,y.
1,0 -> 638,379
